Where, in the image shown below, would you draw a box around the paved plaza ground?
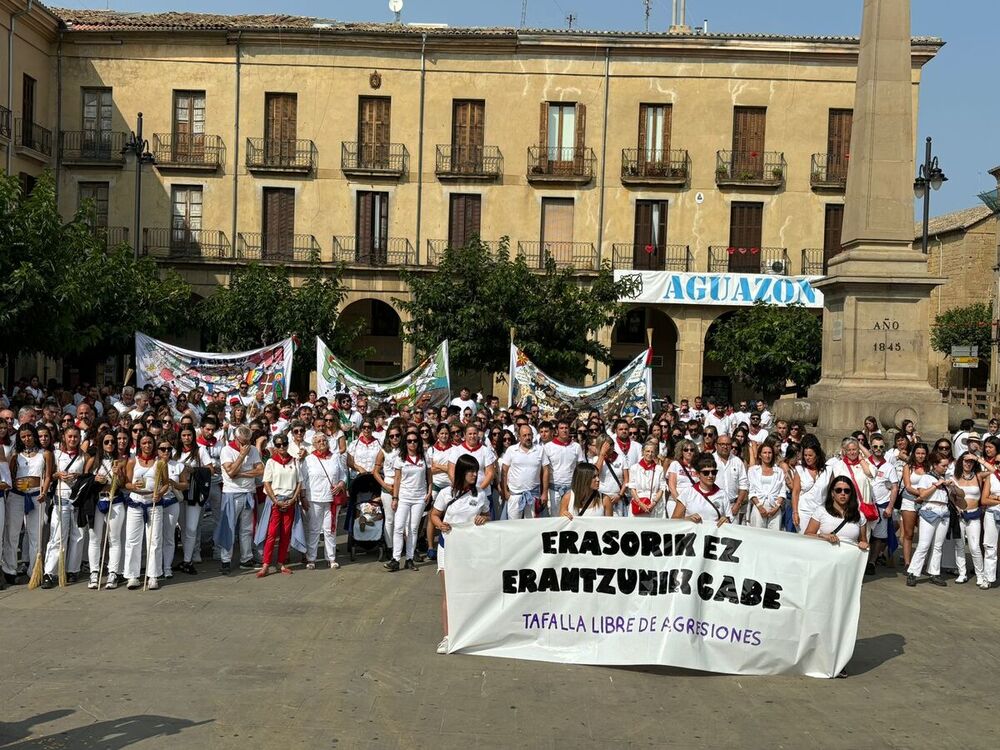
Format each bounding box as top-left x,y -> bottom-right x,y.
1,542 -> 997,750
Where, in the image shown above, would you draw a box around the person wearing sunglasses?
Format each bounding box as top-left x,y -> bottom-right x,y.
374,424 -> 405,547
287,420 -> 310,462
424,424 -> 454,559
666,439 -> 699,517
258,435 -> 301,577
951,451 -> 986,588
85,431 -> 127,589
302,433 -> 345,570
713,435 -> 749,524
347,421 -> 380,478
805,477 -> 869,551
673,453 -> 731,526
386,429 -> 432,571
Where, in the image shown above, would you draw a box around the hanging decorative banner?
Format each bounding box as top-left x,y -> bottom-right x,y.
135,332 -> 294,400
445,518 -> 866,678
316,337 -> 451,408
614,270 -> 824,308
509,344 -> 652,419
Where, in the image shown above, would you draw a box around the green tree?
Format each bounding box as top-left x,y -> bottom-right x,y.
397,238 -> 639,380
707,301 -> 822,401
931,302 -> 992,365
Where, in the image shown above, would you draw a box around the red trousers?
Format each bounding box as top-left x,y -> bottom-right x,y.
262,505 -> 294,566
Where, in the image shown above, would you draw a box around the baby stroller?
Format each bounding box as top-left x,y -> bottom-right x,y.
346,473 -> 388,562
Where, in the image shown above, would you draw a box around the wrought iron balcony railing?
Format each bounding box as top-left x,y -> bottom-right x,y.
709,246 -> 790,274
810,153 -> 849,190
517,240 -> 598,271
15,118 -> 52,157
611,243 -> 692,272
237,232 -> 320,261
715,150 -> 785,187
60,130 -> 126,164
143,227 -> 232,260
527,146 -> 596,183
426,238 -> 500,264
92,225 -> 129,250
341,141 -> 408,177
0,106 -> 12,139
153,134 -> 224,169
245,138 -> 315,172
332,236 -> 416,267
620,149 -> 689,185
801,248 -> 826,276
434,145 -> 503,179
979,188 -> 1000,213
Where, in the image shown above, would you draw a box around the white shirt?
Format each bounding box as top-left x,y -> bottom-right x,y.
450,397 -> 477,415
448,442 -> 497,489
543,440 -> 586,487
427,443 -> 453,489
611,437 -> 642,468
713,453 -> 749,502
167,459 -> 186,501
198,438 -> 223,485
952,430 -> 970,456
867,459 -> 900,506
747,428 -> 769,444
599,449 -> 630,496
302,452 -> 344,503
348,437 -> 381,474
704,411 -> 732,437
759,409 -> 774,429
667,460 -> 698,497
679,484 -> 731,523
748,465 -> 785,510
730,411 -> 751,431
53,449 -> 86,498
795,465 -> 831,515
396,454 -> 429,502
811,505 -> 866,544
220,444 -> 262,494
263,457 -> 300,497
433,486 -> 488,525
501,443 -> 550,494
628,460 -> 666,517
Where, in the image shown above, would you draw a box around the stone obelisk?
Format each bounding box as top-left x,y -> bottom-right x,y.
802,0 -> 949,442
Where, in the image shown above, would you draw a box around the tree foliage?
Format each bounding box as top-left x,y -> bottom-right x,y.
397,238 -> 639,379
707,301 -> 822,400
931,302 -> 992,365
0,171 -> 191,368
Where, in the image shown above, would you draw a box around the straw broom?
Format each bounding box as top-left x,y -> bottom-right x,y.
143,459 -> 169,592
27,500 -> 44,590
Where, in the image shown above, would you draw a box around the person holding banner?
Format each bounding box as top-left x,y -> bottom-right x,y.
628,440 -> 666,518
302,433 -> 346,570
385,428 -> 432,571
544,419 -> 586,518
500,425 -> 551,520
217,426 -> 264,575
672,453 -> 731,526
805,476 -> 869,549
559,463 -> 610,518
594,435 -> 629,517
430,454 -> 489,655
747,443 -> 785,530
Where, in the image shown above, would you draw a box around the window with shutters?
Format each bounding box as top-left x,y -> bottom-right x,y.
731,106 -> 767,179
632,200 -> 669,271
533,102 -> 588,177
448,194 -> 482,248
171,186 -> 203,248
451,100 -> 485,172
78,182 -> 109,228
638,104 -> 672,165
541,198 -> 574,244
358,97 -> 391,169
262,188 -> 295,258
80,88 -> 113,159
356,191 -> 390,265
264,93 -> 297,166
546,103 -> 576,164
21,75 -> 35,147
826,109 -> 853,182
823,204 -> 845,271
173,90 -> 206,161
728,202 -> 764,273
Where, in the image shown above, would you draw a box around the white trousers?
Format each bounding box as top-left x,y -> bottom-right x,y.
123,505 -> 163,580
44,499 -> 85,575
305,501 -> 336,563
179,501 -> 203,563
1,492 -> 24,575
87,502 -> 126,575
381,491 -> 395,547
749,503 -> 782,530
956,517 -> 985,583
506,493 -> 539,520
983,513 -> 999,584
392,501 -> 423,561
24,500 -> 47,576
908,516 -> 949,577
160,502 -> 181,573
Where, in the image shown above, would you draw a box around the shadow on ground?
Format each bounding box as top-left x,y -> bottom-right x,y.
0,711 -> 211,749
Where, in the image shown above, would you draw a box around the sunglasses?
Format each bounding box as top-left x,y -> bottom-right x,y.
273,442 -> 287,448
682,447 -> 695,453
324,418 -> 336,423
406,439 -> 419,444
361,425 -> 373,430
450,430 -> 461,435
131,427 -> 141,433
700,469 -> 718,476
389,433 -> 401,439
102,439 -> 114,445
292,428 -> 304,433
157,446 -> 172,451
832,487 -> 852,495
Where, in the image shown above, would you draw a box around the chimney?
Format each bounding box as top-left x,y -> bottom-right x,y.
668,0 -> 691,34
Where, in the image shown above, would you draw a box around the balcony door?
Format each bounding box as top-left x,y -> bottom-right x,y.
448,194 -> 482,249
823,204 -> 845,272
357,191 -> 389,265
540,102 -> 587,174
451,100 -> 485,173
262,187 -> 295,258
731,106 -> 766,179
21,75 -> 35,148
78,182 -> 109,231
264,93 -> 297,166
638,104 -> 672,170
82,88 -> 113,159
826,109 -> 853,182
358,96 -> 391,169
633,200 -> 668,271
540,198 -> 574,267
728,202 -> 764,273
173,91 -> 206,162
171,186 -> 203,251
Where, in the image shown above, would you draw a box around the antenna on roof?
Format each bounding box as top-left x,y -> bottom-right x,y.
644,0 -> 653,33
521,0 -> 528,28
566,13 -> 577,29
388,0 -> 403,24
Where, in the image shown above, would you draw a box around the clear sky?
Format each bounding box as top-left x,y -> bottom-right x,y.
63,0 -> 999,216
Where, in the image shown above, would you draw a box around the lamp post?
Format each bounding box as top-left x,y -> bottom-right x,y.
121,112 -> 155,259
913,136 -> 947,255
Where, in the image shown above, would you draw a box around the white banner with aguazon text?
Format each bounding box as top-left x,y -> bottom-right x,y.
614,270 -> 824,308
445,518 -> 865,678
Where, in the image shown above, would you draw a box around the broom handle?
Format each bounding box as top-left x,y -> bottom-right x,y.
96,465 -> 119,591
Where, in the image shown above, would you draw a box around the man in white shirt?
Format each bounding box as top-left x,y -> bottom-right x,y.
714,435 -> 749,523
543,419 -> 586,516
690,396 -> 709,423
747,413 -> 769,444
450,387 -> 477,416
612,419 -> 642,468
865,434 -> 899,572
952,419 -> 975,456
730,401 -> 751,431
755,400 -> 774,430
216,425 -> 264,574
501,425 -> 551,519
704,401 -> 732,437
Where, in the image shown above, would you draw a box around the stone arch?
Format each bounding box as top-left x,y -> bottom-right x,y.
610,305 -> 679,400
339,297 -> 405,377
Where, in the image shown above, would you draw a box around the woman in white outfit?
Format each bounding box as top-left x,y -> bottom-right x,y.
159,438 -> 190,580
302,433 -> 346,570
627,440 -> 666,518
85,432 -> 127,589
666,440 -> 699,515
4,424 -> 51,585
374,425 -> 403,548
386,428 -> 432,571
593,434 -> 628,516
805,476 -> 869,548
747,443 -> 785,530
984,464 -> 1000,589
175,425 -> 203,575
952,452 -> 986,588
123,433 -> 165,590
899,442 -> 930,569
906,454 -> 963,588
41,427 -> 87,588
673,454 -> 732,527
792,440 -> 830,534
559,462 -> 612,518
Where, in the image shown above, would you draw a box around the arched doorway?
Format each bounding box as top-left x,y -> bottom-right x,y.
610,306 -> 678,400
703,310 -> 753,405
339,298 -> 404,377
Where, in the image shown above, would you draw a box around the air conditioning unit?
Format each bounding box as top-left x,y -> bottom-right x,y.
768,259 -> 788,275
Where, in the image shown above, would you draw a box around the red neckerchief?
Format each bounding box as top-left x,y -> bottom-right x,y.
404,454 -> 422,465
228,440 -> 240,451
434,441 -> 450,451
869,456 -> 886,469
842,456 -> 862,466
196,435 -> 216,447
138,451 -> 154,461
638,458 -> 657,471
358,435 -> 376,446
616,437 -> 631,454
63,449 -> 79,459
312,450 -> 332,460
552,438 -> 571,447
691,482 -> 721,499
461,442 -> 479,452
270,451 -> 294,466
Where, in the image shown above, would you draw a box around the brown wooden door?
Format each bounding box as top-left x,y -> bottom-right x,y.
357,191 -> 389,265
173,91 -> 206,162
448,194 -> 482,248
633,200 -> 668,270
358,97 -> 391,169
637,104 -> 672,173
264,93 -> 297,165
544,103 -> 577,173
731,106 -> 766,179
451,100 -> 485,173
826,109 -> 853,181
82,88 -> 113,158
262,188 -> 295,258
823,204 -> 845,271
728,202 -> 764,273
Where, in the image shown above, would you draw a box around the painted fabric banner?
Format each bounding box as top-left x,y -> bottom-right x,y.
614,270 -> 824,308
316,337 -> 451,408
445,518 -> 866,678
135,333 -> 294,400
509,344 -> 652,419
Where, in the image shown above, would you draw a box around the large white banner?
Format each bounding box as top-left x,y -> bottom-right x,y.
614,270 -> 824,308
445,518 -> 865,678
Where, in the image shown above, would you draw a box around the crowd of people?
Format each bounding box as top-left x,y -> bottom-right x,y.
1,377 -> 998,656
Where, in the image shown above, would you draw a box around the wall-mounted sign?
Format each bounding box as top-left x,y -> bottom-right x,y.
615,270 -> 824,308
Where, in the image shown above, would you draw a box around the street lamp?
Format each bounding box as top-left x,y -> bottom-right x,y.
121,112 -> 155,259
914,136 -> 947,255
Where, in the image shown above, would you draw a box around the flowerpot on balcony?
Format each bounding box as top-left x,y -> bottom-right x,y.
671,167 -> 688,179
771,167 -> 784,180
716,166 -> 729,179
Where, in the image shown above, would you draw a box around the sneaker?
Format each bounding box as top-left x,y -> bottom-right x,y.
330,561 -> 340,570
238,560 -> 255,570
164,569 -> 173,579
147,577 -> 159,590
220,562 -> 231,575
3,573 -> 16,586
88,572 -> 99,589
436,636 -> 449,655
930,575 -> 947,587
105,573 -> 119,590
955,576 -> 968,584
306,562 -> 316,570
67,572 -> 79,584
40,575 -> 56,589
905,574 -> 917,587
127,578 -> 141,590
384,559 -> 400,572
979,581 -> 992,590
404,559 -> 418,571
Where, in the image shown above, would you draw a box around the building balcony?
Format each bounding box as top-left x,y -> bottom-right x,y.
333,236 -> 416,267
526,146 -> 595,185
810,153 -> 848,191
0,106 -> 11,140
341,141 -> 408,179
801,248 -> 826,276
15,118 -> 52,160
143,228 -> 233,260
715,151 -> 785,189
245,138 -> 315,174
93,226 -> 129,250
517,240 -> 598,271
620,149 -> 689,187
435,145 -> 503,181
426,238 -> 500,264
237,232 -> 320,262
153,134 -> 224,171
60,130 -> 126,167
979,188 -> 1000,213
709,246 -> 790,274
611,243 -> 692,272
